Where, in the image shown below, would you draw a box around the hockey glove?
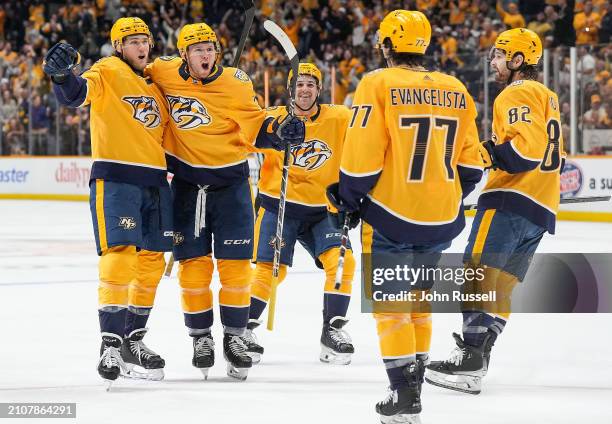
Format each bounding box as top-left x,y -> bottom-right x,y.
326,183 -> 360,230
43,42 -> 81,83
478,140 -> 499,171
256,114 -> 306,151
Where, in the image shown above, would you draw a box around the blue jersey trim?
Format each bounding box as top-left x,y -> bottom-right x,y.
259,193 -> 327,222
477,190 -> 555,234
90,161 -> 168,187
166,154 -> 250,186
361,197 -> 466,245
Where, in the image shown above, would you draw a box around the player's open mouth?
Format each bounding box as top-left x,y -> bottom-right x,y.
138,55 -> 146,60
201,62 -> 211,71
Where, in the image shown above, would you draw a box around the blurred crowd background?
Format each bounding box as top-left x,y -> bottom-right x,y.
0,0 -> 611,156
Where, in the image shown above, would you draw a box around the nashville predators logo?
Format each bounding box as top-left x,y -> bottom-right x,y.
166,95 -> 212,129
122,96 -> 161,129
290,139 -> 332,171
118,217 -> 137,230
173,232 -> 185,246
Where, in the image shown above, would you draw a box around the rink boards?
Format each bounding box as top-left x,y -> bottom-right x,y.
1,155 -> 611,222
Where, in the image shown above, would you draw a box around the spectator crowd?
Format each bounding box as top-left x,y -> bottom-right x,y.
0,0 -> 611,155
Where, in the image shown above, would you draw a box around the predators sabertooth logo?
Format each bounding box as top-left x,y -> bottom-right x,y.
291,139 -> 332,171
122,96 -> 161,128
166,95 -> 211,129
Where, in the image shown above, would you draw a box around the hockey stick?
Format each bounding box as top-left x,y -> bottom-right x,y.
232,0 -> 255,68
463,195 -> 611,211
333,215 -> 350,290
164,254 -> 174,277
263,19 -> 300,331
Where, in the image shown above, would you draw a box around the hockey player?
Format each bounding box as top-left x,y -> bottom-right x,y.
145,23 -> 304,380
327,10 -> 484,424
242,63 -> 355,365
42,17 -> 172,385
426,28 -> 565,395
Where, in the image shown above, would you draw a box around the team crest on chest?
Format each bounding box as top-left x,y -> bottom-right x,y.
290,139 -> 332,171
166,95 -> 212,129
122,96 -> 161,128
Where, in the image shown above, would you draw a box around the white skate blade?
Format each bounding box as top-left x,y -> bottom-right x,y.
320,345 -> 352,365
226,362 -> 249,380
379,413 -> 421,424
425,369 -> 482,394
246,352 -> 261,365
199,368 -> 211,380
121,363 -> 164,381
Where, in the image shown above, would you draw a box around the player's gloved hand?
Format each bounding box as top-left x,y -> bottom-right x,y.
272,114 -> 305,149
256,114 -> 306,151
478,140 -> 498,170
43,42 -> 81,83
326,183 -> 360,230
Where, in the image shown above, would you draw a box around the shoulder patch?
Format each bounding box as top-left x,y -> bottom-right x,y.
159,56 -> 178,61
509,80 -> 524,87
266,106 -> 279,111
234,69 -> 250,82
549,96 -> 558,111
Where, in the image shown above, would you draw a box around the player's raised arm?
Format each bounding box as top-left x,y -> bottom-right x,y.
43,42 -> 89,107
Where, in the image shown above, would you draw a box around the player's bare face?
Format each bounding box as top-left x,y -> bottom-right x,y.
490,49 -> 510,84
295,76 -> 319,114
186,42 -> 216,79
120,35 -> 150,71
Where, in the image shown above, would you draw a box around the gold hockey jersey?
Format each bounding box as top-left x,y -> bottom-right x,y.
81,56 -> 169,186
145,57 -> 266,185
257,104 -> 352,221
478,79 -> 565,233
339,67 -> 484,244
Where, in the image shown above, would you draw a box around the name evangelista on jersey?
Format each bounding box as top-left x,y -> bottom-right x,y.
145,57 -> 266,186
339,67 -> 484,244
80,56 -> 169,186
257,104 -> 352,221
479,79 -> 565,233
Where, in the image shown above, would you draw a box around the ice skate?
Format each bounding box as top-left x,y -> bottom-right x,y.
241,319 -> 264,365
425,332 -> 491,394
192,333 -> 215,380
98,333 -> 126,391
120,328 -> 165,381
223,333 -> 252,380
320,316 -> 354,365
376,363 -> 422,424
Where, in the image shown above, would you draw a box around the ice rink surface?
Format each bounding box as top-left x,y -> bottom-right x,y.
1,200 -> 611,424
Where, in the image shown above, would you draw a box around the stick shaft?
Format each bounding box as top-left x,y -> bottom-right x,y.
267,142 -> 292,330
232,1 -> 255,68
333,215 -> 350,290
464,195 -> 611,211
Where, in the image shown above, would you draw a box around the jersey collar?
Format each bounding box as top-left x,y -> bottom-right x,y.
178,62 -> 224,85
297,104 -> 321,122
